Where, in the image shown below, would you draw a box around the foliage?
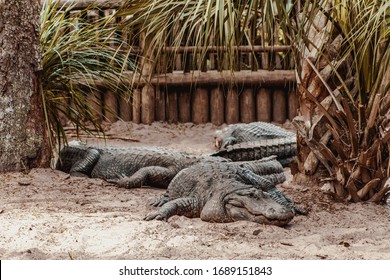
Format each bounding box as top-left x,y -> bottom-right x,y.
39,0 -> 389,202
116,0 -> 295,73
40,0 -> 135,148
287,0 -> 389,202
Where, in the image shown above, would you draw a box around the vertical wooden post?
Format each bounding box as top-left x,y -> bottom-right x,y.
132,88 -> 141,123
192,87 -> 209,124
240,87 -> 255,123
210,86 -> 224,125
155,87 -> 166,121
226,86 -> 239,124
141,85 -> 155,124
288,89 -> 298,120
178,91 -> 191,123
140,82 -> 155,124
57,94 -> 71,126
89,91 -> 103,122
104,90 -> 118,122
167,90 -> 178,123
140,33 -> 155,124
272,89 -> 287,123
103,9 -> 118,123
256,88 -> 272,122
119,92 -> 132,121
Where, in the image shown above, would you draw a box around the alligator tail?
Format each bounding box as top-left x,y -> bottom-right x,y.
211,136 -> 296,166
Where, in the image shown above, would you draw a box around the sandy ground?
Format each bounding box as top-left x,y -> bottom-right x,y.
1,121 -> 389,260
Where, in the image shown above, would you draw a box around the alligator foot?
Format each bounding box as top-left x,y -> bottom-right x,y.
144,211 -> 168,221
150,194 -> 169,207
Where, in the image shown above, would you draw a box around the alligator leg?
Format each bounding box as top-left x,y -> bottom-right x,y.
115,166 -> 177,189
150,193 -> 170,207
69,148 -> 100,177
144,197 -> 198,221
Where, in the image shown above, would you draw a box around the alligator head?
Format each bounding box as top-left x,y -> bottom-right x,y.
200,186 -> 295,226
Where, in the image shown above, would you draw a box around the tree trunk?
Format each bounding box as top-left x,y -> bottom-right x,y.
0,0 -> 50,172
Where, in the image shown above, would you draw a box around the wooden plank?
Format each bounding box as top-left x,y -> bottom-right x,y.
240,87 -> 255,123
178,90 -> 191,123
272,89 -> 287,123
192,87 -> 209,124
256,88 -> 272,122
226,86 -> 239,124
163,45 -> 291,53
127,70 -> 296,86
210,87 -> 224,125
58,0 -> 123,10
71,70 -> 296,88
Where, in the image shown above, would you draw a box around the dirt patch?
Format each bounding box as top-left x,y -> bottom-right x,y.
1,121 -> 389,259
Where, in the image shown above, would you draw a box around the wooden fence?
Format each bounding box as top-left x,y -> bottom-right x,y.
59,0 -> 298,125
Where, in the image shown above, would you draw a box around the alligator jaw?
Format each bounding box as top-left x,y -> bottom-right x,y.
224,189 -> 295,226
225,204 -> 294,226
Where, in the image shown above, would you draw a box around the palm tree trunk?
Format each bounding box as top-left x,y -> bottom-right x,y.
292,1 -> 389,202
0,0 -> 51,172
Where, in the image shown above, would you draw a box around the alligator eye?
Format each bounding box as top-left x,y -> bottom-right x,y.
228,199 -> 244,207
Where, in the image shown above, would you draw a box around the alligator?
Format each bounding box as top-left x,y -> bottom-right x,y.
214,121 -> 295,149
55,142 -> 228,189
145,157 -> 306,225
211,136 -> 297,166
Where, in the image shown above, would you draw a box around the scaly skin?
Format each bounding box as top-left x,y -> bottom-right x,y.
215,122 -> 295,149
211,136 -> 297,166
151,156 -> 287,207
56,143 -> 228,189
145,158 -> 305,225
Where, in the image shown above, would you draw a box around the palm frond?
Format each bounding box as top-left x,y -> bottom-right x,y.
289,0 -> 389,202
40,0 -> 136,147
116,0 -> 293,74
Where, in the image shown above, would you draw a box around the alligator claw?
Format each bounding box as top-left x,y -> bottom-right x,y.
150,197 -> 169,207
144,212 -> 167,221
106,179 -> 119,184
106,173 -> 126,185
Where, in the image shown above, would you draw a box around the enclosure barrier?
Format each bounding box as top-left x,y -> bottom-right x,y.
57,0 -> 298,125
